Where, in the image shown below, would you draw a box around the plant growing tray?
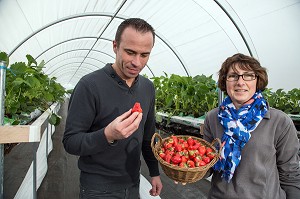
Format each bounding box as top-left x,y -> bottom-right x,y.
0,103 -> 59,144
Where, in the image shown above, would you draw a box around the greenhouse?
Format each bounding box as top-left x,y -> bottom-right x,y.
0,0 -> 299,199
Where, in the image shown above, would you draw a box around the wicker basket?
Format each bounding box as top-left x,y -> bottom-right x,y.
151,133 -> 221,183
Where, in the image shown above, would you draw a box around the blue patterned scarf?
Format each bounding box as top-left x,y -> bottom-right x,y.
213,91 -> 268,182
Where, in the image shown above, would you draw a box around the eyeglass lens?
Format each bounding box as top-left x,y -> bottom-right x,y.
227,74 -> 256,81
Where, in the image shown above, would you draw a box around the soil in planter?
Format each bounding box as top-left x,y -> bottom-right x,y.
293,121 -> 300,131
155,120 -> 202,138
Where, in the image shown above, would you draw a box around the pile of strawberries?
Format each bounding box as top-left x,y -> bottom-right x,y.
158,135 -> 216,168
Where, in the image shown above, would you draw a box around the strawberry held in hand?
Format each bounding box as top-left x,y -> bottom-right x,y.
131,102 -> 143,113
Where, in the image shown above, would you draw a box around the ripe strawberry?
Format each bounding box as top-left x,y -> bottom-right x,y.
174,144 -> 182,152
192,143 -> 200,150
202,156 -> 211,164
179,162 -> 188,168
195,160 -> 206,167
163,141 -> 173,149
159,152 -> 166,159
198,145 -> 206,156
187,160 -> 195,168
207,152 -> 216,160
206,147 -> 213,154
170,135 -> 178,145
181,155 -> 188,163
164,153 -> 172,163
171,155 -> 182,164
187,137 -> 194,146
131,102 -> 142,113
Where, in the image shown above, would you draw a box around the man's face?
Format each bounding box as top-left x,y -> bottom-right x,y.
113,27 -> 154,81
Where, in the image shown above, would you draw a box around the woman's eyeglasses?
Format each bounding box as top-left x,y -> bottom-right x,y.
226,73 -> 257,82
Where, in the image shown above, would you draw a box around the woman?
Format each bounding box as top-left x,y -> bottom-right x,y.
203,53 -> 300,199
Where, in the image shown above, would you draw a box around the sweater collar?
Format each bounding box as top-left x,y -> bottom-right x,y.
103,64 -> 139,87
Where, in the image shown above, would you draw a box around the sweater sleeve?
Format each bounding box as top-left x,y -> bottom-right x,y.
62,78 -> 111,156
276,116 -> 300,198
142,83 -> 160,177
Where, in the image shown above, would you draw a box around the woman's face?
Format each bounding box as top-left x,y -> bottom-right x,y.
226,64 -> 257,109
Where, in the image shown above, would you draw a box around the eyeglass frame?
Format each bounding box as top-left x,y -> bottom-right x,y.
226,73 -> 257,82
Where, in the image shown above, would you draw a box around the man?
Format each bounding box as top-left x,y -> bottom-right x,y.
63,18 -> 163,198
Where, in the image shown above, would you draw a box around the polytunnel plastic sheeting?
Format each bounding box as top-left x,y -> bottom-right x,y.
0,0 -> 299,91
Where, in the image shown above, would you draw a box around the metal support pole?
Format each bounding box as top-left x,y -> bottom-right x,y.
32,142 -> 38,199
0,60 -> 7,199
46,124 -> 49,157
218,88 -> 224,106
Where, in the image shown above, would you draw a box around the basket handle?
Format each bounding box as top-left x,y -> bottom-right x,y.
151,132 -> 163,153
211,138 -> 222,157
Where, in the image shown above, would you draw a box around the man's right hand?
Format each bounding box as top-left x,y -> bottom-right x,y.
104,109 -> 143,143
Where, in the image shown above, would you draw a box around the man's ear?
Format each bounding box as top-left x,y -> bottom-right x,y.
113,40 -> 117,53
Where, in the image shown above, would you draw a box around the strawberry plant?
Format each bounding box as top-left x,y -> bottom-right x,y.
151,73 -> 218,118
263,88 -> 300,114
151,71 -> 300,118
0,51 -> 67,125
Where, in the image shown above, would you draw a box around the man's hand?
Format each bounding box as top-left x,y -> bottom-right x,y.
149,176 -> 163,196
104,109 -> 143,143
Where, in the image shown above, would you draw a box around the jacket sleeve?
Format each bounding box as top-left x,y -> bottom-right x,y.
276,116 -> 300,199
202,110 -> 217,179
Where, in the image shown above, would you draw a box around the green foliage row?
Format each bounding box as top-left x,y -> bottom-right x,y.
151,73 -> 300,118
263,88 -> 300,115
0,51 -> 67,125
151,73 -> 218,118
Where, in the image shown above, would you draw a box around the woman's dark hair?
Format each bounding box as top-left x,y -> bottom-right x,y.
115,18 -> 155,47
218,53 -> 268,94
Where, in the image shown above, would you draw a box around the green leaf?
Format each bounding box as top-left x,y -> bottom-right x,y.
26,54 -> 37,66
44,93 -> 54,101
13,77 -> 30,86
26,76 -> 41,87
49,113 -> 61,126
10,62 -> 27,74
0,51 -> 9,65
36,60 -> 45,72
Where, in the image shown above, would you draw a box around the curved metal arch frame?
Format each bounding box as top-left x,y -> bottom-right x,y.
55,70 -> 92,83
45,49 -> 155,82
46,56 -> 106,74
9,12 -> 189,77
51,68 -> 95,82
49,61 -> 102,77
8,1 -> 257,83
35,36 -> 98,60
213,0 -> 257,58
43,48 -> 155,77
52,65 -> 95,76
